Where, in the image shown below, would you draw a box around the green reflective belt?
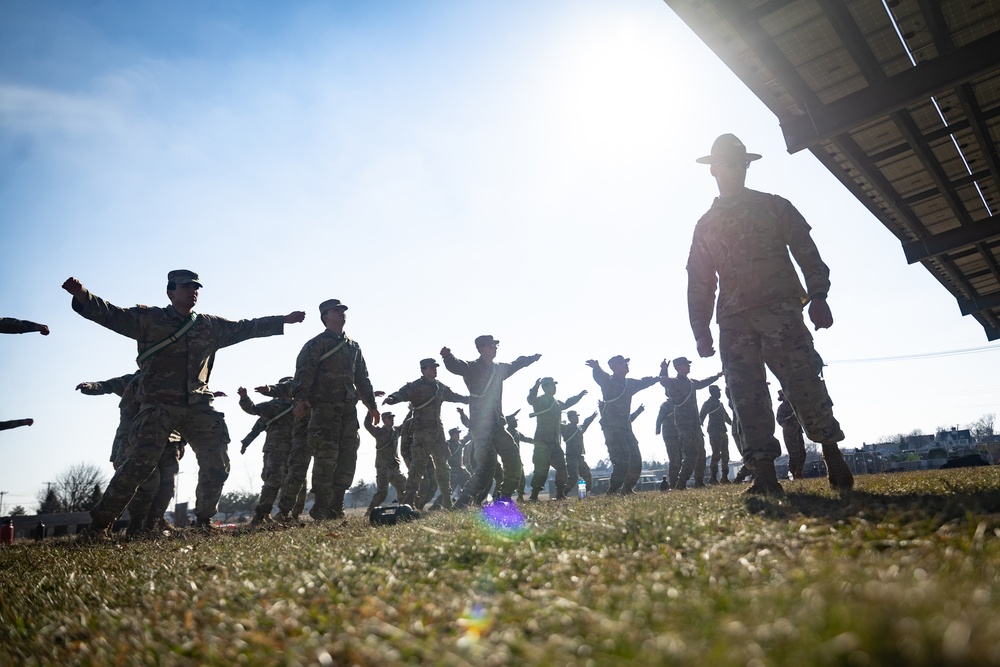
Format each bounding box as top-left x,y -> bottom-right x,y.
136,313 -> 198,364
319,338 -> 349,362
266,406 -> 294,426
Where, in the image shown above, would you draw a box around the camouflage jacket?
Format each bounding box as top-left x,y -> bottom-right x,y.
292,331 -> 377,410
78,372 -> 140,413
590,367 -> 659,430
687,188 -> 831,341
71,294 -> 284,406
239,395 -> 294,451
364,416 -> 402,466
661,374 -> 719,428
527,386 -> 584,443
655,401 -> 677,438
699,395 -> 732,434
0,318 -> 41,334
776,400 -> 803,433
386,377 -> 468,430
442,353 -> 537,432
561,412 -> 597,454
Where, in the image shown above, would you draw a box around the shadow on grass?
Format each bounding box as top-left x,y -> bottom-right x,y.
743,486 -> 1000,530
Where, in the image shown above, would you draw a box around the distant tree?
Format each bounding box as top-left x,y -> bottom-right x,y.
88,483 -> 103,510
216,491 -> 258,521
593,459 -> 611,472
36,487 -> 61,514
9,505 -> 26,516
968,413 -> 996,442
642,460 -> 666,470
348,479 -> 372,509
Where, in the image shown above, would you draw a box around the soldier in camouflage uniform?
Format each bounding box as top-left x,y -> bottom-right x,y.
256,381 -> 308,522
776,390 -> 807,480
504,410 -> 533,502
687,134 -> 852,495
446,427 -> 471,498
1,317 -> 49,335
384,358 -> 467,510
660,357 -> 721,489
586,356 -> 661,495
562,410 -> 597,495
363,411 -> 407,513
700,384 -> 733,484
291,298 -> 379,521
238,377 -> 295,525
655,400 -> 681,488
527,377 -> 586,501
442,335 -> 540,506
77,371 -> 184,536
63,270 -> 305,537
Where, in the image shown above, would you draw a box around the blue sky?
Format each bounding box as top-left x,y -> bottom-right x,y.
1,0 -> 997,512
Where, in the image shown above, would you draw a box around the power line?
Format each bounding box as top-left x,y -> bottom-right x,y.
827,344 -> 1000,365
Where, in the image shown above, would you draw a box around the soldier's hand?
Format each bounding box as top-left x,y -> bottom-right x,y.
178,443 -> 186,460
21,418 -> 34,427
440,346 -> 451,358
374,390 -> 385,398
661,359 -> 670,373
254,385 -> 271,395
383,395 -> 397,405
62,277 -> 86,300
284,311 -> 306,324
213,391 -> 228,398
35,323 -> 50,336
237,387 -> 248,398
808,297 -> 834,330
696,334 -> 716,358
585,359 -> 599,369
240,443 -> 249,455
369,407 -> 381,426
75,383 -> 92,391
294,400 -> 311,419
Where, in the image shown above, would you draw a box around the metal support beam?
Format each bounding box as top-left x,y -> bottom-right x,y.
901,216 -> 1000,263
958,290 -> 1000,317
781,30 -> 1000,153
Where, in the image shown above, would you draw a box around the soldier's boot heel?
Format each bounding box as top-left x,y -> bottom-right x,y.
822,444 -> 854,495
330,488 -> 347,520
743,460 -> 784,497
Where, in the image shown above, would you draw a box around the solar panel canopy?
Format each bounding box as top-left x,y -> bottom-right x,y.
666,0 -> 1000,340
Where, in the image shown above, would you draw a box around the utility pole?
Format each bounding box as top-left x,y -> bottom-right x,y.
0,490 -> 7,517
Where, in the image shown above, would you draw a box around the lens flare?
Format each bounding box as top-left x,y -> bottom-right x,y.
477,497 -> 528,537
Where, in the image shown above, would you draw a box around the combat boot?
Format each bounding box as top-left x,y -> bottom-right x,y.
330,488 -> 346,520
553,484 -> 567,501
528,489 -> 540,502
707,470 -> 719,485
192,517 -> 215,535
743,459 -> 784,496
310,491 -> 330,521
822,443 -> 854,494
250,511 -> 270,527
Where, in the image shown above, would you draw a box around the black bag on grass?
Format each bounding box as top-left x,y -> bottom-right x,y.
369,504 -> 420,526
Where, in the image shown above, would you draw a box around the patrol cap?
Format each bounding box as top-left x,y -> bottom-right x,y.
696,133 -> 762,165
420,358 -> 439,369
475,334 -> 499,348
167,270 -> 202,288
673,356 -> 692,366
539,377 -> 557,386
448,427 -> 461,435
505,409 -> 520,421
382,412 -> 395,419
608,354 -> 630,366
319,299 -> 348,316
566,410 -> 578,418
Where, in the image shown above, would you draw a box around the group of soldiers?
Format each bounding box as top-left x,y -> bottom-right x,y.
4,131 -> 855,540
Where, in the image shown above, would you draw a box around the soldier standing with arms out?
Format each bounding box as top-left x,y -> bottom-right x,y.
526,377 -> 586,501
291,299 -> 378,521
687,134 -> 853,495
655,399 -> 681,488
363,411 -> 407,513
383,358 -> 468,511
700,385 -> 733,484
237,378 -> 295,525
660,357 -> 721,489
63,271 -> 305,537
505,411 -> 533,502
776,390 -> 807,480
562,410 -> 597,496
586,356 -> 661,495
446,427 -> 471,499
442,335 -> 540,507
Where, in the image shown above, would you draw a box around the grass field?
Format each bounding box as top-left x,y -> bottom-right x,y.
4,468 -> 1000,666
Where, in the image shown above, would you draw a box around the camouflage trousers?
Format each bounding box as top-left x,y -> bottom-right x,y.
719,299 -> 844,464
707,430 -> 730,480
116,435 -> 181,532
276,416 -> 310,516
449,462 -> 471,497
530,438 -> 568,496
255,448 -> 293,516
401,426 -> 452,509
92,403 -> 230,530
457,424 -> 521,506
675,424 -> 706,488
661,427 -> 681,487
782,426 -> 807,478
601,423 -> 641,495
306,402 -> 360,520
565,445 -> 592,492
369,458 -> 407,510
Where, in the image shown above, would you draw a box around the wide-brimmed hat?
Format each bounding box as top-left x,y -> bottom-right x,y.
696,133 -> 762,165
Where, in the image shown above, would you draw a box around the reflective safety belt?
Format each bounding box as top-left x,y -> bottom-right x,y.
136,313 -> 197,364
